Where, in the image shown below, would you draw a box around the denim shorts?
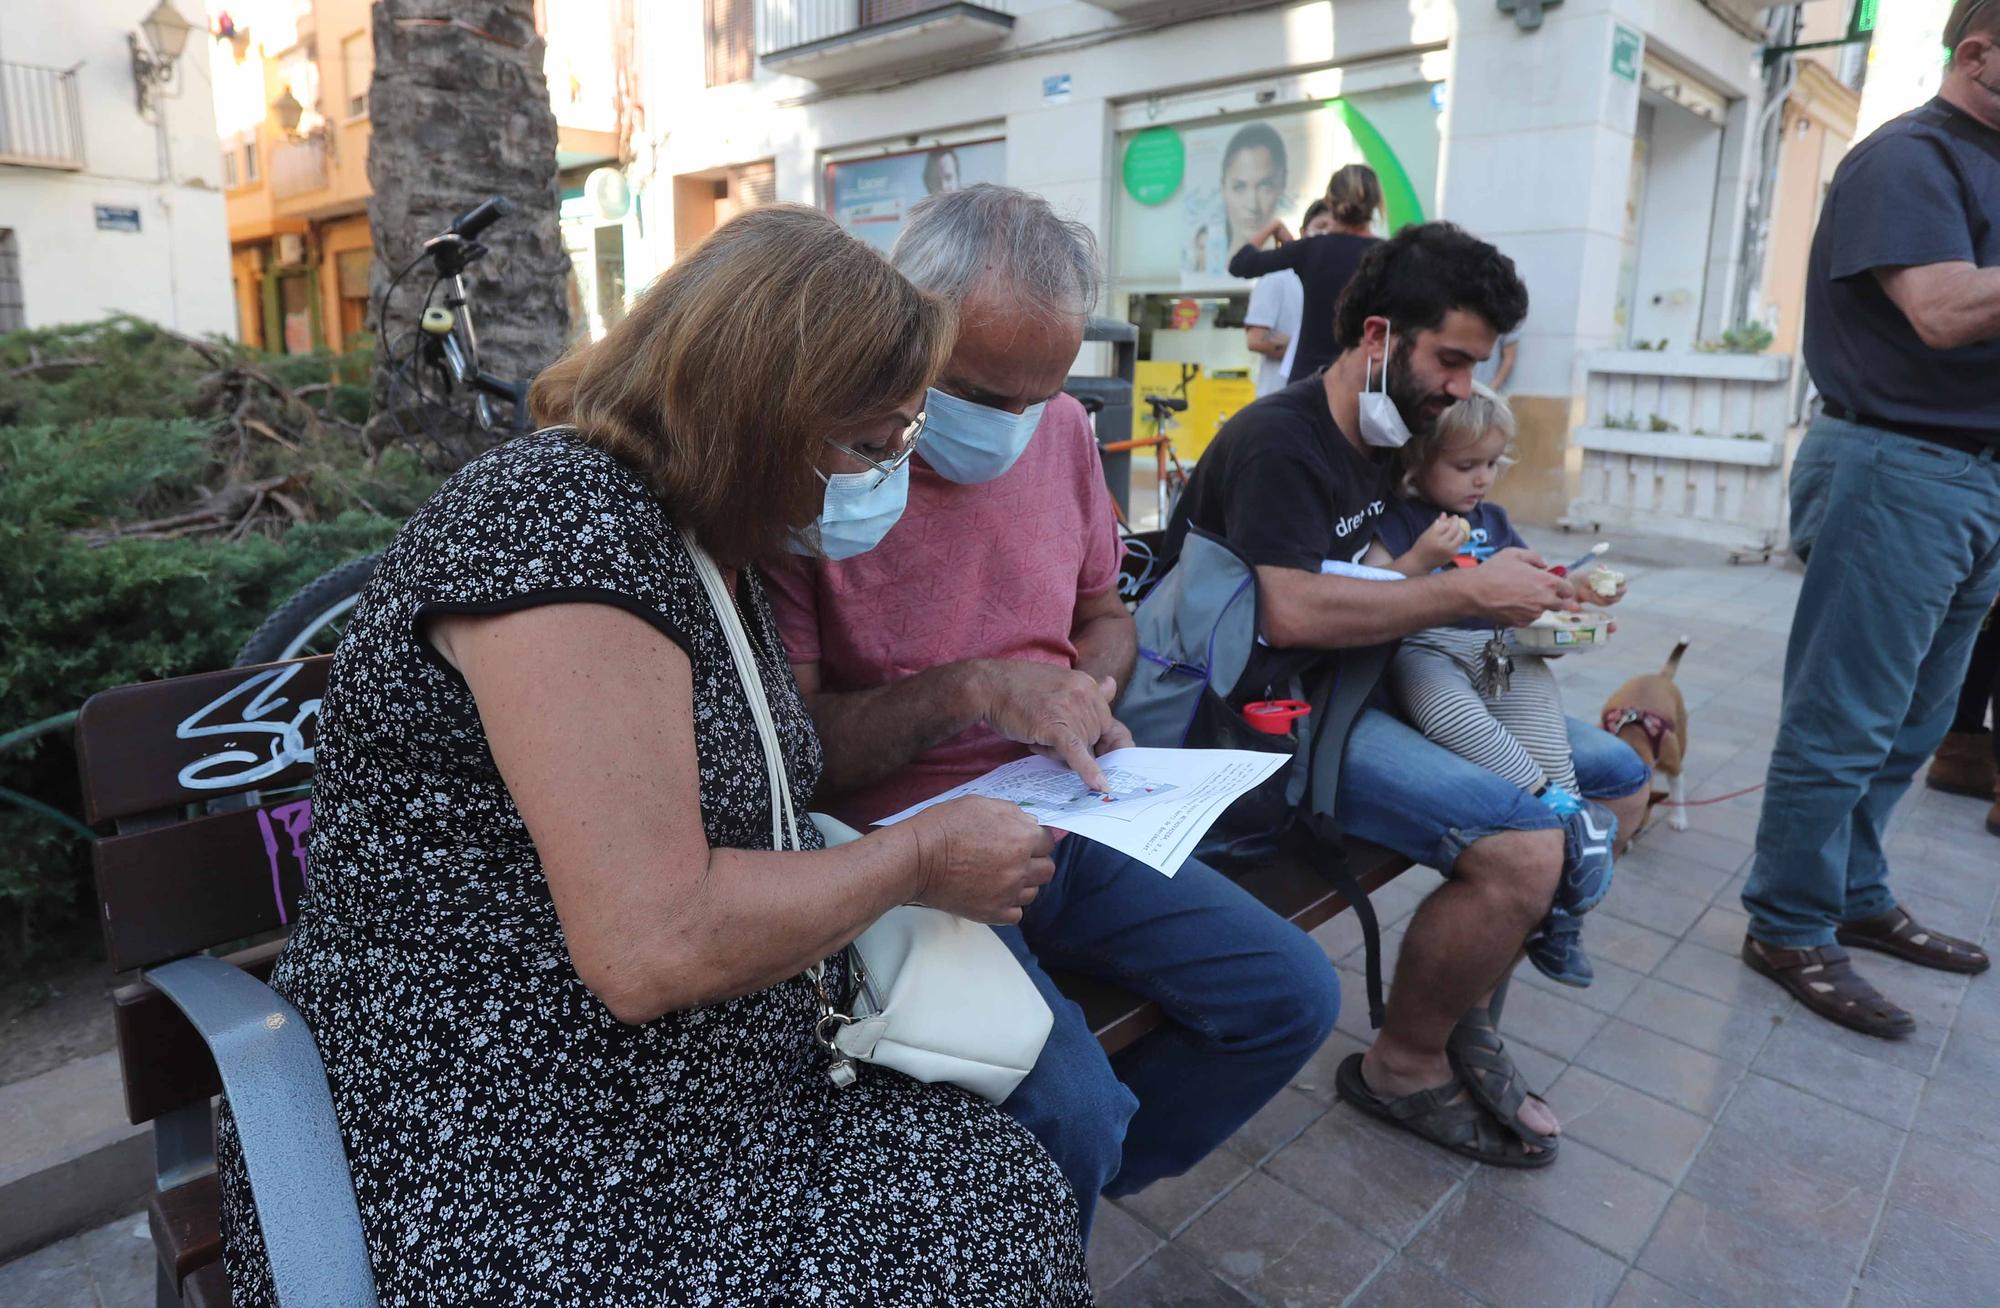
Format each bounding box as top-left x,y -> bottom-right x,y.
1336,708 -> 1649,871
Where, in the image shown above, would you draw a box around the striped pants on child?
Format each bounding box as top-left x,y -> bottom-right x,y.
1389,627 -> 1578,796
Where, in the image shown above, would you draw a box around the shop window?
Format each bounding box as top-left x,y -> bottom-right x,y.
335,248 -> 373,349
824,140 -> 1005,253
279,272 -> 314,355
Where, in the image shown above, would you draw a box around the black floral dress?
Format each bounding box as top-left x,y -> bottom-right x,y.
216,431 -> 1091,1306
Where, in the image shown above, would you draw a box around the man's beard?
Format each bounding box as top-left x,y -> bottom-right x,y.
1385,337 -> 1450,438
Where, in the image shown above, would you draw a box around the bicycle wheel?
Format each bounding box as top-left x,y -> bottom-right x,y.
235,554 -> 383,666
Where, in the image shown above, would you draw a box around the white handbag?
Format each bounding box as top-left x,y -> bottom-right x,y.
685,540 -> 1053,1104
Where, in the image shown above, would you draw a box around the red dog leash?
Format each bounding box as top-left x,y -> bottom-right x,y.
1657,782 -> 1766,808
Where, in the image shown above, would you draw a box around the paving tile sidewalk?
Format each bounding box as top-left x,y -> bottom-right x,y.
1095,528 -> 2000,1308
6,528 -> 1994,1308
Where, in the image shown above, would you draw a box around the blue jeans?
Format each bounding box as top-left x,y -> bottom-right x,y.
995,837 -> 1340,1242
1336,712 -> 1650,870
1744,419 -> 2000,948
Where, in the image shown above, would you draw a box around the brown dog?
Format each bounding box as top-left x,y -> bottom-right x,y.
1601,638 -> 1692,831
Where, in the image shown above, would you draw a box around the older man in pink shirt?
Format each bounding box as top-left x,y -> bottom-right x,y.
762,185 -> 1339,1241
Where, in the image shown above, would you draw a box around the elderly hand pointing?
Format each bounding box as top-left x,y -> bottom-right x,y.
970,661 -> 1134,792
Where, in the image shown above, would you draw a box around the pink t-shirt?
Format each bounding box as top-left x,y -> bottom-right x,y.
762,394 -> 1124,826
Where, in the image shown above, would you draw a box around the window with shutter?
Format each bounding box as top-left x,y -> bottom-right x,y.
731,162 -> 777,209
705,0 -> 754,86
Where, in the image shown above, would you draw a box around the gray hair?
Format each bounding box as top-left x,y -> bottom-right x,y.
890,183 -> 1102,323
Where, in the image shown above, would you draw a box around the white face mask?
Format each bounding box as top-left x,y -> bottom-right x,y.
920,387 -> 1045,484
786,460 -> 910,561
1356,326 -> 1415,449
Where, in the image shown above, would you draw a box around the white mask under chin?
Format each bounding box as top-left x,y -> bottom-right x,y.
1357,327 -> 1415,450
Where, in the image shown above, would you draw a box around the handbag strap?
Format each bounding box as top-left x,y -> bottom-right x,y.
684,537 -> 801,855
685,539 -> 858,1083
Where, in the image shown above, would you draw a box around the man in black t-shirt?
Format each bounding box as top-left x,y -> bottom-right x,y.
1165,224 -> 1652,1166
1739,1 -> 2000,1039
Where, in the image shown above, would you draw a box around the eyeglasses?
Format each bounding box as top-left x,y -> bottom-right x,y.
1951,0 -> 1992,47
822,411 -> 927,490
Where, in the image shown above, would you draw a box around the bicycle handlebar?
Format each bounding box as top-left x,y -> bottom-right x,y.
449,196 -> 512,242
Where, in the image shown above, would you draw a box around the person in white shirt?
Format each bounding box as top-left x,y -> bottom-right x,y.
1243,201 -> 1335,396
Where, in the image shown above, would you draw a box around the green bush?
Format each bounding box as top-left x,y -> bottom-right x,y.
0,320 -> 443,968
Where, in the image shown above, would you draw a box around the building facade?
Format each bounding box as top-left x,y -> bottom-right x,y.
0,1 -> 233,336
208,0 -> 638,355
637,0 -> 1860,526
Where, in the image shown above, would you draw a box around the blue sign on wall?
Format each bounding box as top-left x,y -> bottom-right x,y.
94,206 -> 142,232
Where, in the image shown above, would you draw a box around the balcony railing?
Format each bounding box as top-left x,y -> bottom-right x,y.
758,0 -> 1013,81
269,135 -> 330,201
0,61 -> 84,170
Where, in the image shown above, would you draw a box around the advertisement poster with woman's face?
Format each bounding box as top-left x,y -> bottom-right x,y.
1113,87 -> 1441,291
824,140 -> 1007,253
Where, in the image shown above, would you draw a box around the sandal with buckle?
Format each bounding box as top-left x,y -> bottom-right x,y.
1835,907 -> 1990,976
1336,1053 -> 1555,1169
1742,936 -> 1915,1039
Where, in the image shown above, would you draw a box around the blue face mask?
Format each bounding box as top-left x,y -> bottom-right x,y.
919,387 -> 1047,484
786,459 -> 909,561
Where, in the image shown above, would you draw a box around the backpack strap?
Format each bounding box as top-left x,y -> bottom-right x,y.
1293,646 -> 1396,1028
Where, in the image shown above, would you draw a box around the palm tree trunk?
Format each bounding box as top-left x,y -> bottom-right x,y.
365,0 -> 569,464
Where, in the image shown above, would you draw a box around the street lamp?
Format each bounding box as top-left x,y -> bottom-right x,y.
129,0 -> 196,113
273,86 -> 304,136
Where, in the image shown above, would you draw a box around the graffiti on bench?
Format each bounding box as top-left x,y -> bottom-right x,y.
259,798 -> 314,925
176,663 -> 322,792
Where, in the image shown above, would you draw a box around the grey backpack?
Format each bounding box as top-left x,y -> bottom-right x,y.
1118,527 -> 1394,1025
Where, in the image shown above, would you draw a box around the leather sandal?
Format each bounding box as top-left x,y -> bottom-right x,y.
1836,907 -> 1991,975
1336,1054 -> 1555,1169
1742,936 -> 1915,1039
1449,1004 -> 1559,1150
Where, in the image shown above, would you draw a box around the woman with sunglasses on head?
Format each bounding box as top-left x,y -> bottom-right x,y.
212,205 -> 1090,1307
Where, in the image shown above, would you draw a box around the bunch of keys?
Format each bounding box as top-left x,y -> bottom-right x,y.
1476,626 -> 1514,697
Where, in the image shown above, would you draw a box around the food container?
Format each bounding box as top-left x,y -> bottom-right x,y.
1510,609 -> 1615,653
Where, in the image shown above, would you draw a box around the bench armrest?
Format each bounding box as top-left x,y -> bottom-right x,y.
146,955 -> 379,1308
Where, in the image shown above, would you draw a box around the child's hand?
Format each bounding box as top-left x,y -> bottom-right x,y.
1411,513 -> 1469,571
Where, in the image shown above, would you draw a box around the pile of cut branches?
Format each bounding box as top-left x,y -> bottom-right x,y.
0,317 -> 445,970
0,317 -> 432,545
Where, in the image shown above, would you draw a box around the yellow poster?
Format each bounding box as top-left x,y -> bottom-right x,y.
1132,362 -> 1259,464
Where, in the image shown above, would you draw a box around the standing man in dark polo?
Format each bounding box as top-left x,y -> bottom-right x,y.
1742,0 -> 2000,1036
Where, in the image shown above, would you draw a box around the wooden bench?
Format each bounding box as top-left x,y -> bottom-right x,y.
78,656 -> 372,1308
80,653 -> 1407,1304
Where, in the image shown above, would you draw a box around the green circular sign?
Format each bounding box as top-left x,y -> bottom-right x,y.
1122,128 -> 1185,206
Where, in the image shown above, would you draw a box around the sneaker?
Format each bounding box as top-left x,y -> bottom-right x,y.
1557,800 -> 1617,914
1526,911 -> 1594,988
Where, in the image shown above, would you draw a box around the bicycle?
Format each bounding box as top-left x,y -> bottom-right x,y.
377,195 -> 533,467
1100,392 -> 1192,531
239,197 -> 531,666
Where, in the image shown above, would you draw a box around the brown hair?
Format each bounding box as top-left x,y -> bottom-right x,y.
1948,0 -> 2000,48
1325,163 -> 1383,229
528,204 -> 955,566
1394,383 -> 1517,496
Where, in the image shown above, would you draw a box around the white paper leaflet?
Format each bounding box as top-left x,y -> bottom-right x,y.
875,747 -> 1288,876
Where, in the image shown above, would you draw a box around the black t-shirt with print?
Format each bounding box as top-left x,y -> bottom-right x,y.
1165,371 -> 1392,695
1805,96 -> 2000,443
